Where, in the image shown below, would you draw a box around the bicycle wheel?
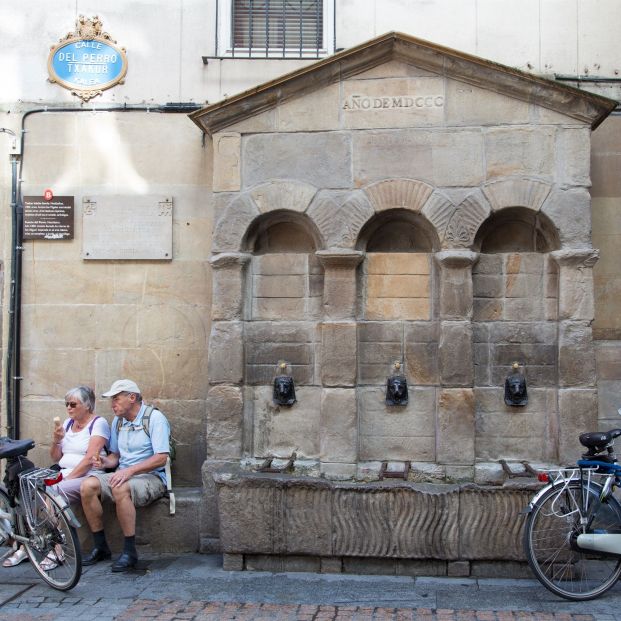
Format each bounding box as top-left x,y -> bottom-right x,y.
524,480 -> 621,600
22,488 -> 81,590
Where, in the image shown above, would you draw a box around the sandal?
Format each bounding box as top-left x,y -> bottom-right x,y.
2,546 -> 28,567
39,546 -> 64,571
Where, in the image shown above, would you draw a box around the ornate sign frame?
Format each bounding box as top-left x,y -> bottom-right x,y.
47,16 -> 128,102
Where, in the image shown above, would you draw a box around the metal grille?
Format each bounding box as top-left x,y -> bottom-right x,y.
232,0 -> 323,58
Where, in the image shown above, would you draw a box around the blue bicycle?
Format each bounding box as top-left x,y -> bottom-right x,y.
523,427 -> 621,600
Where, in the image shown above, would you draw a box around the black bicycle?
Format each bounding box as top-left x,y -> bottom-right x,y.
0,437 -> 82,590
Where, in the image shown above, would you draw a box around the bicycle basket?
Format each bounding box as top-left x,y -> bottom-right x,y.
18,468 -> 61,529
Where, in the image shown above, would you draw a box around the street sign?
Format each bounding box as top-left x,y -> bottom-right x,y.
48,16 -> 127,102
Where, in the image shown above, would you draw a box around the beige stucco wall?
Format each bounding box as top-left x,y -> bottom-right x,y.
592,115 -> 621,340
5,110 -> 212,485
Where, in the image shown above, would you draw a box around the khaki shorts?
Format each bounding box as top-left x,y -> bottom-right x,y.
89,471 -> 166,507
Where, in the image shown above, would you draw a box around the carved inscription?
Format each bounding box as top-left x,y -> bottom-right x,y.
343,94 -> 444,111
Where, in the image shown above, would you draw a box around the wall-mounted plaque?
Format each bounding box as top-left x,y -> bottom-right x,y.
23,196 -> 74,240
82,196 -> 173,260
48,15 -> 127,102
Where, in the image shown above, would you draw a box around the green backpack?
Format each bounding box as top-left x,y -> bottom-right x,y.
115,405 -> 176,515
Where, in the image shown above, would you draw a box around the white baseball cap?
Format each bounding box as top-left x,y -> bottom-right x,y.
102,379 -> 141,398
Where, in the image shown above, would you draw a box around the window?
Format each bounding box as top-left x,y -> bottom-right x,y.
217,0 -> 334,58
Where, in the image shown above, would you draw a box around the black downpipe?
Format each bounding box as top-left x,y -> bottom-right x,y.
5,153 -> 19,438
6,103 -> 201,439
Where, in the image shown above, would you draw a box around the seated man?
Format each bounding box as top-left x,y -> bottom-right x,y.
80,379 -> 170,572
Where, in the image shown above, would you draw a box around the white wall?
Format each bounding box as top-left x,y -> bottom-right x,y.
2,0 -> 621,109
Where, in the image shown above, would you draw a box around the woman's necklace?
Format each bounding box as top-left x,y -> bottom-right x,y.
73,417 -> 91,432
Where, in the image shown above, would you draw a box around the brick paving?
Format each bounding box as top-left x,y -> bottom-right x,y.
0,597 -> 603,621
116,599 -> 596,621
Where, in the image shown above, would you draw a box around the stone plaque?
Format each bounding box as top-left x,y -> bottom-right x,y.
82,196 -> 173,260
23,196 -> 74,240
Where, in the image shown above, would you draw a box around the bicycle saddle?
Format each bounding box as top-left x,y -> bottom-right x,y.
579,429 -> 621,451
0,437 -> 35,459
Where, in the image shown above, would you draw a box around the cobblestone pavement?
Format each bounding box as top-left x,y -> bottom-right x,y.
0,554 -> 618,621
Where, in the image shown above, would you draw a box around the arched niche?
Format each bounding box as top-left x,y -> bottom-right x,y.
356,208 -> 439,253
472,207 -> 560,464
242,209 -> 323,254
241,209 -> 324,461
473,207 -> 560,254
355,209 -> 440,464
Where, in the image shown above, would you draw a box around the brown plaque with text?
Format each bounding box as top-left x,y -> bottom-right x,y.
23,196 -> 74,240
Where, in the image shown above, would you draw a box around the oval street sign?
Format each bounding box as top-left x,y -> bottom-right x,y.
47,16 -> 127,102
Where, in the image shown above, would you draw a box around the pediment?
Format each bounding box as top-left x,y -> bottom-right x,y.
191,32 -> 616,136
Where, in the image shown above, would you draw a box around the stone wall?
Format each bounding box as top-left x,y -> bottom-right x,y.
596,341 -> 621,429
473,253 -> 559,462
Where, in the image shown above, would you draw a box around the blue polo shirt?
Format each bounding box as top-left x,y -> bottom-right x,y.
110,403 -> 170,483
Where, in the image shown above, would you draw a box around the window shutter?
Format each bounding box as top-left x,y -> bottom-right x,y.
233,0 -> 323,55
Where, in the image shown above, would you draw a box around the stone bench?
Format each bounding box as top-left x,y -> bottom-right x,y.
73,487 -> 203,554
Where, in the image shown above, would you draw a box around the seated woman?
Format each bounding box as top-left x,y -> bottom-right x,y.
2,385 -> 110,568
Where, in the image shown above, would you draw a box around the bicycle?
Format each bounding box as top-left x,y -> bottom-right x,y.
0,436 -> 82,590
523,426 -> 621,600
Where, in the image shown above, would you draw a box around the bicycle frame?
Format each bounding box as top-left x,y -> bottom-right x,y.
0,493 -> 32,548
527,460 -> 621,556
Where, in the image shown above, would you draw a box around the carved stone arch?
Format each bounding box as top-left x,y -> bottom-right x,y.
307,189 -> 374,249
212,193 -> 260,253
356,208 -> 440,252
242,209 -> 325,253
474,206 -> 560,253
364,178 -> 434,213
541,187 -> 591,247
444,190 -> 491,249
422,191 -> 457,243
249,180 -> 317,214
482,177 -> 552,213
475,178 -> 558,252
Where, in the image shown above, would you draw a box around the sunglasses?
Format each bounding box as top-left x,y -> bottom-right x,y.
65,401 -> 79,408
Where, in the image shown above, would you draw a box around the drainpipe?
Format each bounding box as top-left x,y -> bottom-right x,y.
0,128 -> 19,439
4,103 -> 200,439
9,151 -> 22,440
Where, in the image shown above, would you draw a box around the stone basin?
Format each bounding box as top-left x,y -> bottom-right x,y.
215,472 -> 541,577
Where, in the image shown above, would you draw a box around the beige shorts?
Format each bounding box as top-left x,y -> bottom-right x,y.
88,471 -> 166,507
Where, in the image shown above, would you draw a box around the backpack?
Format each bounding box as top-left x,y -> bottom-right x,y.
115,405 -> 176,515
65,416 -> 100,434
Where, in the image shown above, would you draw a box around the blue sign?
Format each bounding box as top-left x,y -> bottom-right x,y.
50,39 -> 126,90
48,16 -> 128,101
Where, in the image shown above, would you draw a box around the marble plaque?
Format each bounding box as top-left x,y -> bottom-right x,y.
82,196 -> 173,260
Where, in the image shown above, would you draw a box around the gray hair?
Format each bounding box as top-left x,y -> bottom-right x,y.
64,385 -> 96,412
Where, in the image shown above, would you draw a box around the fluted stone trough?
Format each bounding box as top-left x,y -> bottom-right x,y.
215,474 -> 536,576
